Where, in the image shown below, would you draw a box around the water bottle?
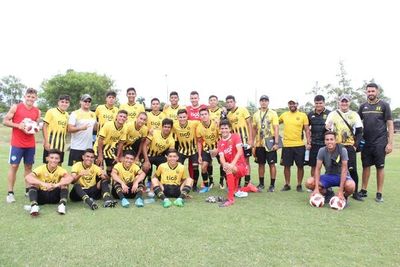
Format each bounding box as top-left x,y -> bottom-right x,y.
304,149 -> 310,162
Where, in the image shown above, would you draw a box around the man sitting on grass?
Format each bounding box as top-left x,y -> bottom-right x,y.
69,148 -> 117,210
111,151 -> 146,208
151,148 -> 194,208
25,149 -> 73,216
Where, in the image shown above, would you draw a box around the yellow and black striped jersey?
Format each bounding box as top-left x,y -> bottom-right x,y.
146,111 -> 167,130
146,129 -> 175,157
196,120 -> 220,151
163,105 -> 186,122
122,122 -> 148,149
252,109 -> 279,147
71,162 -> 103,189
173,120 -> 199,156
32,164 -> 68,191
227,107 -> 251,144
43,108 -> 69,151
95,104 -> 119,130
94,121 -> 127,159
209,107 -> 222,124
119,102 -> 145,122
113,162 -> 142,184
155,162 -> 188,186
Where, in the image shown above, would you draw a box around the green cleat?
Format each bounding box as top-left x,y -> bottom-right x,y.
173,197 -> 184,207
162,198 -> 172,208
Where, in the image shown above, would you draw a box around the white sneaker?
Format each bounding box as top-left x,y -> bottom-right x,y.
147,191 -> 155,198
234,190 -> 248,198
6,193 -> 16,203
30,205 -> 40,216
57,203 -> 66,215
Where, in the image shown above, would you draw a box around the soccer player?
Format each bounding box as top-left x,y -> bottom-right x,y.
252,95 -> 279,192
163,91 -> 185,122
67,94 -> 97,166
325,94 -> 363,201
197,108 -> 220,193
151,149 -> 194,208
3,88 -> 41,203
147,98 -> 167,130
279,98 -> 311,192
358,83 -> 394,202
119,87 -> 145,122
25,149 -> 73,216
225,95 -> 253,186
308,95 -> 330,176
42,94 -> 70,164
306,131 -> 355,205
111,151 -> 146,208
216,120 -> 249,207
208,95 -> 223,124
69,149 -> 117,209
94,110 -> 128,175
173,109 -> 201,191
186,91 -> 208,121
95,90 -> 119,131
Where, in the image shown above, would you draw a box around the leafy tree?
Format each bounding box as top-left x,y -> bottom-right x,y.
0,75 -> 26,109
40,70 -> 115,111
392,107 -> 400,119
137,96 -> 145,106
246,101 -> 257,115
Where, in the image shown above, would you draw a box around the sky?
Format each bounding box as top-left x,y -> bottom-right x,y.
1,0 -> 399,109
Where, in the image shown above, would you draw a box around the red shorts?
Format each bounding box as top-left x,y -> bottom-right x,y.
234,162 -> 248,178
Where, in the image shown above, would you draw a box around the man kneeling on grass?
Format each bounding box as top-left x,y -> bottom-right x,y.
151,148 -> 193,208
25,149 -> 73,216
111,151 -> 146,208
305,131 -> 356,206
70,149 -> 117,210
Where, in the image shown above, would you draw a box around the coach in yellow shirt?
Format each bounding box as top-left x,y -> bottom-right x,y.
279,98 -> 310,192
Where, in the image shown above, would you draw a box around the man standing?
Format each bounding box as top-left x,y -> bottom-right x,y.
95,90 -> 119,131
119,87 -> 145,122
67,94 -> 97,166
42,95 -> 70,164
3,88 -> 41,203
325,94 -> 363,201
208,95 -> 223,124
252,95 -> 279,192
308,95 -> 330,176
358,83 -> 393,202
163,91 -> 185,122
279,99 -> 310,192
186,91 -> 208,121
147,98 -> 167,131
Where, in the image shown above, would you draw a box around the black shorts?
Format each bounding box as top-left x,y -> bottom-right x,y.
163,184 -> 181,198
69,184 -> 101,201
344,146 -> 357,171
104,158 -> 116,169
309,144 -> 324,167
280,146 -> 305,167
200,151 -> 212,163
178,153 -> 198,165
43,150 -> 65,164
68,149 -> 86,166
254,147 -> 277,165
149,155 -> 167,167
124,139 -> 142,157
37,188 -> 61,205
111,182 -> 144,199
361,143 -> 386,169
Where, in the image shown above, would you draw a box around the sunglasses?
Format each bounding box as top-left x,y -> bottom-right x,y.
83,100 -> 91,103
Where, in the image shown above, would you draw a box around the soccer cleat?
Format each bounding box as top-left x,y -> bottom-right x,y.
219,200 -> 234,207
147,191 -> 155,198
234,191 -> 248,198
173,197 -> 184,207
375,193 -> 384,203
6,193 -> 16,203
246,183 -> 261,193
103,199 -> 117,208
192,186 -> 199,192
268,185 -> 275,192
359,190 -> 368,198
281,184 -> 291,191
57,203 -> 66,215
30,205 -> 40,216
121,198 -> 130,208
257,184 -> 265,191
219,183 -> 225,190
352,192 -> 364,201
162,198 -> 172,208
135,197 -> 144,207
296,185 -> 304,192
209,182 -> 214,189
199,187 -> 210,193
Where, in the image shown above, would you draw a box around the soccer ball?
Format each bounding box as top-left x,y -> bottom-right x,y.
22,118 -> 40,134
309,193 -> 325,207
329,196 -> 346,210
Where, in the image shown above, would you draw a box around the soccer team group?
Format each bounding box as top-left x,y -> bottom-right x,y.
3,83 -> 394,215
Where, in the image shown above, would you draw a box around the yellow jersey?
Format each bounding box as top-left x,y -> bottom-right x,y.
32,164 -> 68,191
155,162 -> 188,186
95,104 -> 119,130
146,129 -> 175,157
43,108 -> 69,151
252,109 -> 279,147
173,120 -> 199,156
119,102 -> 145,122
71,162 -> 103,189
113,162 -> 142,184
227,107 -> 251,144
279,111 -> 309,147
123,122 -> 148,149
209,107 -> 222,124
196,120 -> 220,151
94,121 -> 127,159
146,111 -> 167,130
163,105 -> 186,122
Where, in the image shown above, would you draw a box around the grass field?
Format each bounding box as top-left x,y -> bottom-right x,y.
0,125 -> 399,266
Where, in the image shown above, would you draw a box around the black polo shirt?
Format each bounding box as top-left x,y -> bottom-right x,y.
308,108 -> 330,146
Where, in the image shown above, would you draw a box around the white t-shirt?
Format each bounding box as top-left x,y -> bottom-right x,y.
68,109 -> 96,150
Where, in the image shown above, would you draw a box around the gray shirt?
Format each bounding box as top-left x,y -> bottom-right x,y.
317,145 -> 349,176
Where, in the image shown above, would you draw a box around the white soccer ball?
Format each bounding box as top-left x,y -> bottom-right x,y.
329,196 -> 346,210
309,193 -> 325,207
22,118 -> 40,134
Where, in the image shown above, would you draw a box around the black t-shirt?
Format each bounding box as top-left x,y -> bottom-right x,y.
308,109 -> 330,146
358,99 -> 392,145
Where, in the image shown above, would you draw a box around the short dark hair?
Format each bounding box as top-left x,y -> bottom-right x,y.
177,109 -> 187,115
225,95 -> 235,102
314,95 -> 325,102
47,149 -> 62,158
324,131 -> 336,137
151,98 -> 160,103
118,109 -> 128,115
162,118 -> 173,127
366,83 -> 379,89
199,108 -> 209,114
106,91 -> 117,98
126,87 -> 136,94
26,88 -> 37,95
123,150 -> 136,157
219,119 -> 231,128
59,95 -> 71,101
190,91 -> 199,96
209,95 -> 218,100
84,148 -> 95,155
170,91 -> 179,97
137,112 -> 147,118
166,148 -> 178,156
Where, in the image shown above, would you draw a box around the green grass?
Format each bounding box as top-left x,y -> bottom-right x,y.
0,125 -> 399,266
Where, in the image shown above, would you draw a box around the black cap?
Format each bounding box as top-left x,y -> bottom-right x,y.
259,95 -> 269,101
